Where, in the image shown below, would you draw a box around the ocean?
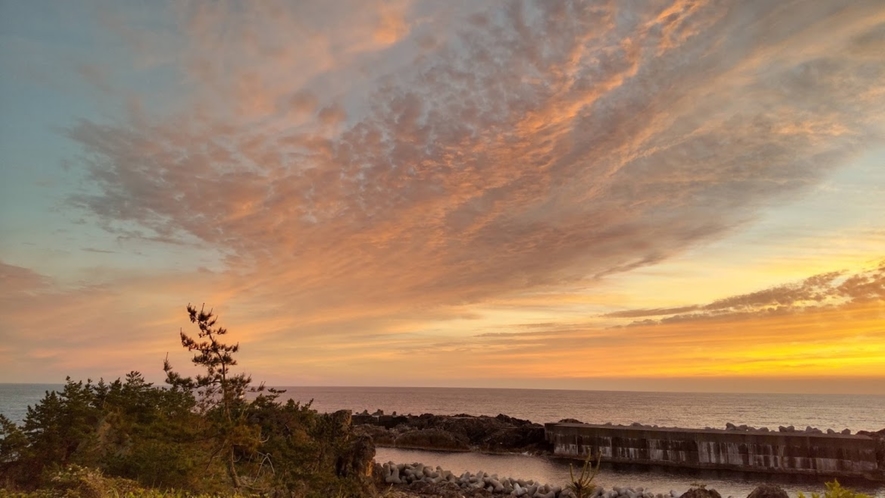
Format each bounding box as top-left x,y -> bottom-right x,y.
2,384 -> 883,497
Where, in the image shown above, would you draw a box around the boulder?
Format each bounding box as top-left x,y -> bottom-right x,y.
329,409 -> 353,433
384,464 -> 402,484
681,488 -> 722,498
746,485 -> 788,498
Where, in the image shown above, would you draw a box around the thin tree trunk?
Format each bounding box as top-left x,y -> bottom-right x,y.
227,446 -> 242,488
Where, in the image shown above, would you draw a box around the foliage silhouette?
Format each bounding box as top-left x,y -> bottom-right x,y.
0,303 -> 374,497
163,303 -> 262,489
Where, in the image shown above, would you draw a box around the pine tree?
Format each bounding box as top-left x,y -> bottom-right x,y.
0,414 -> 27,466
22,379 -> 101,470
164,303 -> 261,489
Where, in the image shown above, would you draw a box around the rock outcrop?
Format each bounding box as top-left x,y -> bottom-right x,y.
746,484 -> 788,498
354,412 -> 548,453
336,434 -> 376,478
681,489 -> 722,498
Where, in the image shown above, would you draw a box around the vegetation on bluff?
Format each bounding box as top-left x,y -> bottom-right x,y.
0,304 -> 374,497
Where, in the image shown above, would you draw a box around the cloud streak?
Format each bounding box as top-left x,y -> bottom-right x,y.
607,262 -> 884,325
65,1 -> 885,320
2,1 -> 884,389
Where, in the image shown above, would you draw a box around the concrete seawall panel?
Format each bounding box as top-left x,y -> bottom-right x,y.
545,423 -> 881,480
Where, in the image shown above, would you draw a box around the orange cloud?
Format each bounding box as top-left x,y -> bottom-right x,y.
3,2 -> 885,390
64,1 -> 885,323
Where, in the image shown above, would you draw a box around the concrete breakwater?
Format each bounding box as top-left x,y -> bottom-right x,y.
546,423 -> 885,481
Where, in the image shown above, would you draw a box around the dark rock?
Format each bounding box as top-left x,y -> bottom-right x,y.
495,413 -> 534,426
395,429 -> 470,451
353,412 -> 548,453
440,416 -> 501,441
681,488 -> 722,498
335,434 -> 375,478
560,418 -> 585,424
330,409 -> 352,428
482,426 -> 546,452
378,414 -> 410,429
746,484 -> 789,498
354,424 -> 395,445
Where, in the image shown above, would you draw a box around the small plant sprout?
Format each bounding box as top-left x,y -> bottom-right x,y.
567,452 -> 602,498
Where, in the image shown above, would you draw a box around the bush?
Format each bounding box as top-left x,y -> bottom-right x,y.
0,304 -> 378,498
799,480 -> 873,498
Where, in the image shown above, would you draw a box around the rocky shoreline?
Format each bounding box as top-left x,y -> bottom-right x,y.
353,410 -> 885,498
373,460 -> 799,498
377,460 -> 678,498
353,411 -> 549,454
353,410 -> 885,457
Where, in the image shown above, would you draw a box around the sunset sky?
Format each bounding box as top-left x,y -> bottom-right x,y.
1,0 -> 883,394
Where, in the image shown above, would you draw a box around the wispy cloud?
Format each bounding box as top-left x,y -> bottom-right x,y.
0,262 -> 51,295
2,1 -> 884,388
66,1 -> 885,320
607,262 -> 884,325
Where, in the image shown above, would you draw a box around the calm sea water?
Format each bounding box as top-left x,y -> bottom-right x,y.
0,384 -> 61,424
274,387 -> 885,433
2,385 -> 883,497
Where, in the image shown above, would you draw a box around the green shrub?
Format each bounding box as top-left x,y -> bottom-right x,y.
0,303 -> 378,498
799,480 -> 872,498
